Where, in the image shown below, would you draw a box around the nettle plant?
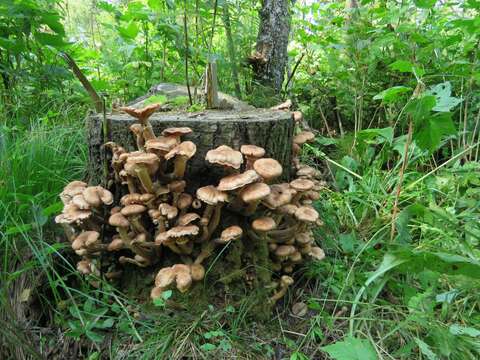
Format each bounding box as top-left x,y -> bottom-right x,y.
55,105 -> 325,303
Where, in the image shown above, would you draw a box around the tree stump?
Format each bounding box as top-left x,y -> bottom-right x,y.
85,108 -> 294,314
86,109 -> 294,186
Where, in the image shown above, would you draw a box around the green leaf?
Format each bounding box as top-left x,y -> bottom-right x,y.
86,330 -> 104,343
357,127 -> 394,145
200,343 -> 217,351
34,32 -> 67,48
425,82 -> 462,112
414,112 -> 456,152
414,338 -> 438,360
117,21 -> 139,40
322,337 -> 377,360
42,202 -> 63,217
414,0 -> 437,9
405,96 -> 436,120
6,224 -> 32,235
449,325 -> 480,337
389,60 -> 413,73
41,13 -> 65,35
373,86 -> 412,103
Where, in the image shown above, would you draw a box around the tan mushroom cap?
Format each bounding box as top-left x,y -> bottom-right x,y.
296,166 -> 317,178
164,141 -> 196,161
275,245 -> 297,257
277,204 -> 298,216
161,127 -> 193,137
253,158 -> 283,181
55,204 -> 91,224
220,225 -> 243,243
240,144 -> 265,158
295,206 -> 319,223
121,204 -> 147,217
155,266 -> 176,288
120,103 -> 160,122
159,203 -> 178,219
177,193 -> 193,210
295,231 -> 313,245
293,131 -> 315,145
83,186 -> 114,207
217,170 -> 260,191
168,180 -> 186,193
190,263 -> 205,281
280,275 -> 294,287
125,152 -> 160,174
262,183 -> 297,209
121,193 -> 155,206
130,123 -> 143,135
167,225 -> 200,238
145,136 -> 177,153
60,181 -> 88,204
292,111 -> 303,123
172,263 -> 193,292
177,213 -> 201,226
240,182 -> 271,203
196,185 -> 228,205
205,145 -> 244,169
252,217 -> 277,232
107,237 -> 125,251
309,247 -> 325,261
77,260 -> 92,275
77,231 -> 100,247
109,212 -> 130,228
72,194 -> 90,210
290,178 -> 315,192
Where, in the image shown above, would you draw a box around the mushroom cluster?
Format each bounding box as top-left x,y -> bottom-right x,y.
56,104 -> 326,304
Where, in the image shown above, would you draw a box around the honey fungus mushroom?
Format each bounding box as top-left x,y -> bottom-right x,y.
161,127 -> 192,144
206,145 -> 244,171
124,152 -> 160,193
240,145 -> 265,170
164,141 -> 196,179
120,103 -> 160,140
270,275 -> 294,304
240,182 -> 271,215
196,185 -> 228,240
253,158 -> 283,183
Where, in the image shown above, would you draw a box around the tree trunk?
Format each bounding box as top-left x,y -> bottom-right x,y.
251,0 -> 292,93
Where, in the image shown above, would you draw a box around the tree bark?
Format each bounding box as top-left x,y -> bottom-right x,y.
251,0 -> 292,93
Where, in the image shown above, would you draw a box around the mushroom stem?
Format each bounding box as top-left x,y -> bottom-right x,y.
173,156 -> 188,179
200,204 -> 214,225
126,175 -> 137,194
194,242 -> 215,264
143,123 -> 156,140
267,225 -> 299,243
157,216 -> 166,233
244,200 -> 260,216
269,284 -> 288,304
117,227 -> 132,246
135,166 -> 154,193
206,203 -> 223,241
176,238 -> 193,254
119,255 -> 150,268
130,216 -> 149,236
131,242 -> 154,259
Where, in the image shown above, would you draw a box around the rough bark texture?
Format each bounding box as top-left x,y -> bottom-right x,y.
252,0 -> 291,92
87,109 -> 294,187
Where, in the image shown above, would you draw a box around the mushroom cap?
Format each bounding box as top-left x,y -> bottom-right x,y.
177,213 -> 201,226
309,247 -> 325,261
196,185 -> 228,205
295,206 -> 319,223
262,183 -> 296,209
109,212 -> 130,228
72,194 -> 91,210
161,127 -> 193,137
83,186 -> 113,207
158,203 -> 178,219
155,231 -> 170,244
240,182 -> 271,203
120,103 -> 160,122
145,136 -> 177,153
155,266 -> 176,288
253,158 -> 283,181
168,180 -> 186,193
130,123 -> 143,135
121,204 -> 147,217
289,251 -> 303,263
295,231 -> 313,245
280,275 -> 294,287
275,245 -> 297,257
60,181 -> 88,204
277,204 -> 298,216
220,225 -> 243,243
107,237 -> 125,251
177,193 -> 193,210
167,225 -> 199,238
77,260 -> 92,275
205,145 -> 244,169
240,144 -> 265,158
292,111 -> 303,123
289,178 -> 315,192
293,131 -> 315,145
252,217 -> 277,232
125,152 -> 160,174
190,263 -> 205,281
296,166 -> 316,178
164,141 -> 196,160
55,204 -> 91,224
74,231 -> 100,247
217,170 -> 260,191
172,264 -> 193,292
121,193 -> 142,206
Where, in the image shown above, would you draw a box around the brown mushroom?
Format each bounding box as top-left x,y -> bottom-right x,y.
309,247 -> 325,261
253,158 -> 282,183
196,186 -> 228,240
177,193 -> 193,216
130,123 -> 145,150
124,153 -> 160,193
109,212 -> 131,245
289,178 -> 315,205
269,275 -> 294,304
239,182 -> 271,215
216,225 -> 243,244
172,264 -> 192,293
217,170 -> 260,192
240,145 -> 265,170
121,204 -> 148,234
161,127 -> 193,144
83,186 -> 114,208
206,145 -> 243,171
120,103 -> 160,139
60,181 -> 88,205
165,225 -> 199,254
262,183 -> 296,210
293,131 -> 315,146
164,141 -> 196,179
177,213 -> 201,226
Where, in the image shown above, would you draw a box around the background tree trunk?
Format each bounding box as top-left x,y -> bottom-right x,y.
251,0 -> 292,93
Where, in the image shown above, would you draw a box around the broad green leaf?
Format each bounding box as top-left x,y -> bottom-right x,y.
117,21 -> 139,40
373,86 -> 412,103
200,343 -> 217,351
321,337 -> 377,360
34,32 -> 67,47
357,127 -> 394,144
414,0 -> 437,8
425,82 -> 462,112
414,338 -> 438,360
405,96 -> 436,120
6,224 -> 32,235
86,330 -> 104,343
414,112 -> 456,152
389,60 -> 413,73
41,13 -> 65,35
449,325 -> 480,337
